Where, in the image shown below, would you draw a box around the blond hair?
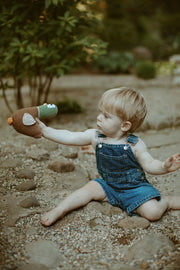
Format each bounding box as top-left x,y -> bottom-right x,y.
98,87 -> 147,132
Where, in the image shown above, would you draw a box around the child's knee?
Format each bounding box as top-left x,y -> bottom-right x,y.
142,208 -> 162,221
83,181 -> 106,201
136,200 -> 166,221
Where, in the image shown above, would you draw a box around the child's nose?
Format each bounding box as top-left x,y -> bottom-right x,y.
97,114 -> 102,121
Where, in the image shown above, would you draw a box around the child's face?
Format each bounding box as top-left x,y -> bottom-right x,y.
97,110 -> 123,138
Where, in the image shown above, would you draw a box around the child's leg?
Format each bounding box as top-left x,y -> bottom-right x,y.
164,195 -> 180,210
41,181 -> 106,226
136,196 -> 180,221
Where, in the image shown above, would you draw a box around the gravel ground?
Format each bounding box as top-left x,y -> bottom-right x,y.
0,74 -> 180,270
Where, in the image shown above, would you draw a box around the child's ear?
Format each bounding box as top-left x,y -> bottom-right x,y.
121,121 -> 132,132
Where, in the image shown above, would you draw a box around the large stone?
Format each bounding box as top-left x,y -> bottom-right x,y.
124,233 -> 176,261
132,46 -> 152,60
169,54 -> 180,64
117,216 -> 150,230
26,240 -> 65,268
5,194 -> 40,226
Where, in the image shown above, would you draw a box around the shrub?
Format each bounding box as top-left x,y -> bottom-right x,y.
56,97 -> 84,114
93,51 -> 135,74
135,60 -> 156,79
0,0 -> 107,111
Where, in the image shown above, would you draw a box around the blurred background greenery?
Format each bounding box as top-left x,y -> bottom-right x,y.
88,0 -> 180,75
0,0 -> 180,111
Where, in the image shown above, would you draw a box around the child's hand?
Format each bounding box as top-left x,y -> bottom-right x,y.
164,153 -> 180,172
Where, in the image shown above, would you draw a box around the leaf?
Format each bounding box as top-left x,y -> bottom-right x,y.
22,55 -> 31,63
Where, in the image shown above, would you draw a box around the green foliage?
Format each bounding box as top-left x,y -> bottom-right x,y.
155,61 -> 176,75
135,61 -> 156,79
93,51 -> 134,74
97,0 -> 180,59
56,96 -> 84,114
102,19 -> 138,52
0,0 -> 107,110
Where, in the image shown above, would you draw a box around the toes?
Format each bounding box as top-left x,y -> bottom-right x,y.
41,215 -> 50,226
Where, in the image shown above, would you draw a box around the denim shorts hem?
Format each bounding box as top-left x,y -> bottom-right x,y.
92,178 -> 161,216
127,192 -> 161,215
92,178 -> 117,205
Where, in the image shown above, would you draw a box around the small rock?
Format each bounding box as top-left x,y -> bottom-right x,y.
64,152 -> 78,159
19,196 -> 40,208
16,169 -> 35,179
140,259 -> 149,269
16,180 -> 36,191
27,149 -> 50,161
89,217 -> 105,229
48,159 -> 75,173
6,145 -> 25,155
0,158 -> 22,168
43,141 -> 59,152
117,216 -> 150,230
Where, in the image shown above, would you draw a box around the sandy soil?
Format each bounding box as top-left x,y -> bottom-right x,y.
0,74 -> 180,270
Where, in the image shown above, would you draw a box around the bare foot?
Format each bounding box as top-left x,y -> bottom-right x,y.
164,196 -> 180,210
41,207 -> 62,226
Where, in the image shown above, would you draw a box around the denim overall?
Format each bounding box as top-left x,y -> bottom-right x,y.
93,132 -> 161,215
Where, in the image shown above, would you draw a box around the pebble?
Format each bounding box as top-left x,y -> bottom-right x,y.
27,149 -> 50,161
48,159 -> 75,173
64,152 -> 78,159
16,180 -> 36,191
0,158 -> 23,168
140,259 -> 149,269
16,169 -> 35,179
19,196 -> 40,208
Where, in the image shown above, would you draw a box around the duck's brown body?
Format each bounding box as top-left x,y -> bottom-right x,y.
8,104 -> 58,138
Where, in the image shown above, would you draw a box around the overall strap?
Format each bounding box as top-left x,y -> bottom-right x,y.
126,134 -> 138,146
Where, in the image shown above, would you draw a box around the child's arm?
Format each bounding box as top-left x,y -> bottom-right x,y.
36,119 -> 96,146
135,139 -> 180,175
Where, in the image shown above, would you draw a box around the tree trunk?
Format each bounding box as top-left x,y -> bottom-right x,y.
14,78 -> 24,109
0,79 -> 13,113
43,75 -> 54,104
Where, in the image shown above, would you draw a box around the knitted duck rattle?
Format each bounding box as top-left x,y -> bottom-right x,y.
8,104 -> 58,138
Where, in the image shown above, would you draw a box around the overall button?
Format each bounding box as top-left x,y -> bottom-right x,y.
124,144 -> 129,150
98,143 -> 102,148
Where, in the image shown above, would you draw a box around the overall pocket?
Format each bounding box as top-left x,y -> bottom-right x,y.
99,152 -> 128,172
